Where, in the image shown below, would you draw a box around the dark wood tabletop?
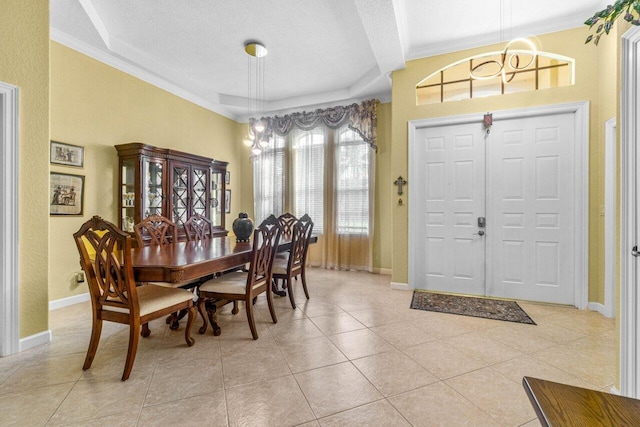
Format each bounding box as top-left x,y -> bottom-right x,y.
131,237 -> 252,284
522,376 -> 640,426
131,235 -> 316,284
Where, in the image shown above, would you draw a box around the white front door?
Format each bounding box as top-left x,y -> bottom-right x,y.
413,122 -> 486,295
486,112 -> 575,304
409,106 -> 582,306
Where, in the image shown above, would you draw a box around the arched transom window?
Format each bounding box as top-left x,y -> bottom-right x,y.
416,50 -> 574,105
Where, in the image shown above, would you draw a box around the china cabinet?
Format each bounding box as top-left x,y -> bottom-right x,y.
115,143 -> 228,239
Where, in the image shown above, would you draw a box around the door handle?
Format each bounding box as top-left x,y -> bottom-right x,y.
633,246 -> 640,257
474,230 -> 485,236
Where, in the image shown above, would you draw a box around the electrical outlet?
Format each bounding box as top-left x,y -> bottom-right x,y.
76,272 -> 85,283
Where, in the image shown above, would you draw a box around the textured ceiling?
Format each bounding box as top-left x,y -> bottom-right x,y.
50,0 -> 608,121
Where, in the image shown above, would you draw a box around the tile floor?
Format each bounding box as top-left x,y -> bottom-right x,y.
0,269 -> 616,426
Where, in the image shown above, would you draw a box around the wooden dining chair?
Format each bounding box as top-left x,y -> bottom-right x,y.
133,214 -> 177,247
134,214 -> 196,330
272,214 -> 314,308
271,213 -> 298,295
74,215 -> 196,381
197,215 -> 282,339
184,213 -> 239,322
277,212 -> 298,239
184,213 -> 214,241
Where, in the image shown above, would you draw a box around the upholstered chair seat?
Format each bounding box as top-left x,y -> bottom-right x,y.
271,258 -> 289,276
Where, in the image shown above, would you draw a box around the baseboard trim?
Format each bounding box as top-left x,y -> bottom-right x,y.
49,292 -> 90,311
372,268 -> 392,275
587,302 -> 613,318
19,330 -> 51,352
390,282 -> 410,291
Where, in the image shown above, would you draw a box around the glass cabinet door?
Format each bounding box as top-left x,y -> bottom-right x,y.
142,158 -> 163,219
191,166 -> 209,217
121,158 -> 136,232
210,171 -> 223,227
171,164 -> 189,225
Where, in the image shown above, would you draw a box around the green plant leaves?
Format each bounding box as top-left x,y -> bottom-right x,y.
585,0 -> 638,44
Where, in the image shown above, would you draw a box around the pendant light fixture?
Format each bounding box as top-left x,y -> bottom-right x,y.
469,0 -> 537,83
243,41 -> 269,156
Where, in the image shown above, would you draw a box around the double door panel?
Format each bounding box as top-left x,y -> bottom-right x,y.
170,161 -> 210,226
413,112 -> 575,305
420,122 -> 486,295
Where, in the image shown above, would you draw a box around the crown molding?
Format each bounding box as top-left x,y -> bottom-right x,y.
51,28 -> 392,122
50,28 -> 243,121
406,14 -> 590,60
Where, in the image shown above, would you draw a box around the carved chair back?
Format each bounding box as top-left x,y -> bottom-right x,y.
286,218 -> 314,275
298,213 -> 314,257
246,214 -> 282,295
134,214 -> 177,247
184,214 -> 214,241
74,216 -> 139,315
277,212 -> 298,240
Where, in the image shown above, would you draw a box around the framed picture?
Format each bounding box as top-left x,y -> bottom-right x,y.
50,172 -> 84,216
225,189 -> 231,213
225,171 -> 230,185
50,141 -> 84,168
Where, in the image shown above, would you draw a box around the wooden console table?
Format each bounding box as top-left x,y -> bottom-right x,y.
522,376 -> 640,426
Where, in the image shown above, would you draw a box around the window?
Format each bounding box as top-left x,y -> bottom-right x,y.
253,124 -> 371,237
292,129 -> 325,234
416,51 -> 574,105
336,128 -> 369,234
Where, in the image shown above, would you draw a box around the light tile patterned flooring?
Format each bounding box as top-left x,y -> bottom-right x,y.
0,269 -> 616,426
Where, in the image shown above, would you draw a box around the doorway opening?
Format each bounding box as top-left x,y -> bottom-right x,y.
0,81 -> 19,357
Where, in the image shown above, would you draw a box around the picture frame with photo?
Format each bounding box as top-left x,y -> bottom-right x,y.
225,189 -> 231,213
50,172 -> 85,216
50,141 -> 84,168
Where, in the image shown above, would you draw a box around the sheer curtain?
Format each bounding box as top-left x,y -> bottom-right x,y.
253,121 -> 375,272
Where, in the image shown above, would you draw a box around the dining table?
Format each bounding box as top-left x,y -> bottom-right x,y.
131,236 -> 254,285
130,234 -> 316,334
522,376 -> 640,426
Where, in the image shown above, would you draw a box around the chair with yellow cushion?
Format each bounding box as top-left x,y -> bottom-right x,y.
74,215 -> 196,381
197,215 -> 282,339
272,214 -> 314,308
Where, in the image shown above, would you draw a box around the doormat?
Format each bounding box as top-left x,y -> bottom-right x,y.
410,291 -> 536,325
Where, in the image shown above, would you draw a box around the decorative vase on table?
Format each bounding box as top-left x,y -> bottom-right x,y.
232,212 -> 254,242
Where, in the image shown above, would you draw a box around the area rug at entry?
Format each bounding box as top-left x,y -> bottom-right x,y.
410,291 -> 536,325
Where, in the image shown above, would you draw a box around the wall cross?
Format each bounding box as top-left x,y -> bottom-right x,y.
394,176 -> 407,195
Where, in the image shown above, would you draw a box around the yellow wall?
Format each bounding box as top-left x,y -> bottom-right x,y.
0,1 -> 50,337
391,27 -> 613,304
374,103 -> 393,271
49,42 -> 243,302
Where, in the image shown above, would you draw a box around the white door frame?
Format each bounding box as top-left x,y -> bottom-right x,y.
604,117 -> 616,318
0,81 -> 19,357
408,101 -> 589,309
621,26 -> 640,398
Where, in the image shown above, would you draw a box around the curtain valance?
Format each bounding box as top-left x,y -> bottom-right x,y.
250,99 -> 379,150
